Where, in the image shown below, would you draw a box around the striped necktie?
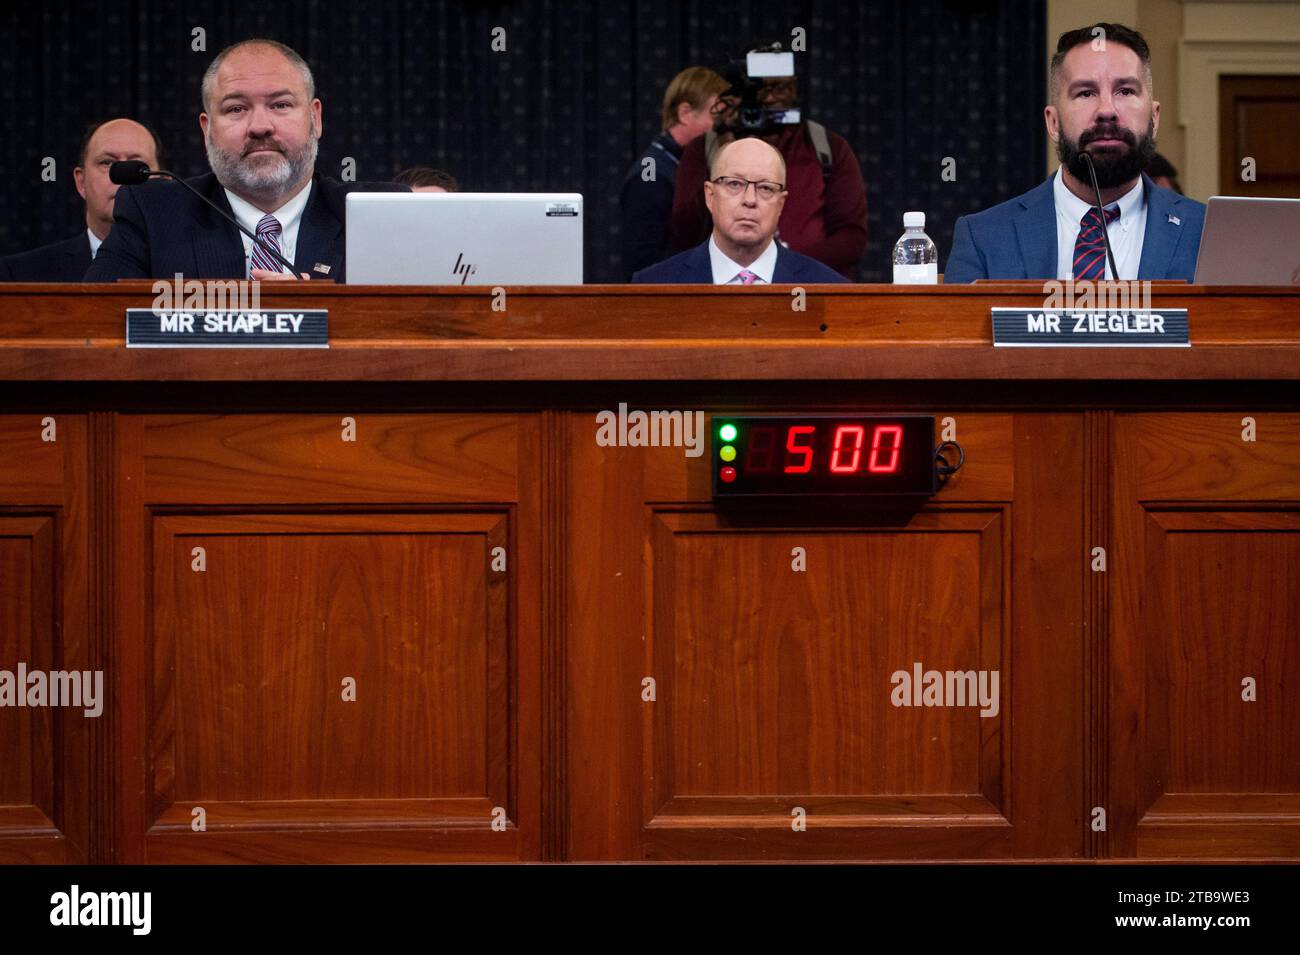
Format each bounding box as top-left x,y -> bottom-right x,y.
736,269 -> 758,285
250,214 -> 285,275
1073,206 -> 1121,281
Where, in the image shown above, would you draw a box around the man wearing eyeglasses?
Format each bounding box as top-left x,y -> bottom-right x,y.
632,137 -> 847,284
667,69 -> 867,280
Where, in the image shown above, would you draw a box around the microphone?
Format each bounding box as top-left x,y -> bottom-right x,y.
109,160 -> 300,276
1078,151 -> 1121,282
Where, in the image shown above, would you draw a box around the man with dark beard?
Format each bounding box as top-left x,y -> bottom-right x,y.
86,39 -> 406,282
944,23 -> 1204,283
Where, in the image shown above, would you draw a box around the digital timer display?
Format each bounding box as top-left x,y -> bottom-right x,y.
712,415 -> 937,497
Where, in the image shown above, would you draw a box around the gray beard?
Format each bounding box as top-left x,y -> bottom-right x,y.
206,131 -> 318,206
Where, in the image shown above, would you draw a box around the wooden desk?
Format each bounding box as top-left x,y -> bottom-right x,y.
1,282 -> 1297,863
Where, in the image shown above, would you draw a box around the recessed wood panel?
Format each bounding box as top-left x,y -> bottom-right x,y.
1113,413 -> 1300,858
649,511 -> 1002,806
1154,512 -> 1300,795
111,411 -> 542,863
1219,75 -> 1300,198
0,413 -> 90,864
143,511 -> 523,861
641,509 -> 1008,858
0,521 -> 53,818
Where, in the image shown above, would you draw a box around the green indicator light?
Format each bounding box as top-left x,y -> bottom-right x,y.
719,423 -> 738,442
719,445 -> 736,462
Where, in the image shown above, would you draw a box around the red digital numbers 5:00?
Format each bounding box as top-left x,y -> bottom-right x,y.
742,424 -> 903,476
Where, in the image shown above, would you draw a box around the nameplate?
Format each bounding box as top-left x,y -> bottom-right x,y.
125,309 -> 329,348
991,308 -> 1189,347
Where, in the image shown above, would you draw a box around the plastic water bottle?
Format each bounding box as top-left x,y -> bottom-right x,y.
892,211 -> 938,284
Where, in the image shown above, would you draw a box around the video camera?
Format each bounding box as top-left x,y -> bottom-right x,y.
713,43 -> 801,138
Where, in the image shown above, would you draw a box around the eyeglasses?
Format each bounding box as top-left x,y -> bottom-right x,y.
711,176 -> 786,201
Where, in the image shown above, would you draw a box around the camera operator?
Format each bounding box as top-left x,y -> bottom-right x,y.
668,43 -> 868,280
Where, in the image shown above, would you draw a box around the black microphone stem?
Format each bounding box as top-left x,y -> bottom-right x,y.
127,166 -> 300,276
1079,152 -> 1121,282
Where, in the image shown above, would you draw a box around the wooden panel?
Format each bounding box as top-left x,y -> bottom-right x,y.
567,410 -> 1082,861
0,520 -> 55,826
643,510 -> 1006,855
145,512 -> 518,861
1219,75 -> 1300,198
4,285 -> 1300,382
650,511 -> 1001,800
142,413 -> 519,503
0,415 -> 91,864
1015,412 -> 1086,859
0,415 -> 66,500
1113,414 -> 1300,858
113,412 -> 542,863
2,288 -> 1298,865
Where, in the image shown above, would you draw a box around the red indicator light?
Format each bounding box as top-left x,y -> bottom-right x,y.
719,466 -> 737,483
868,425 -> 903,473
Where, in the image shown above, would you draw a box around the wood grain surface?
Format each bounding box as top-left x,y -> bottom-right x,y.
0,288 -> 1295,862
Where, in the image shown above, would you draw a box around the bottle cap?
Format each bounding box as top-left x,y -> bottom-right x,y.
903,211 -> 925,228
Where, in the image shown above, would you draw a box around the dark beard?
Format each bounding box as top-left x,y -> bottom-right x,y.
1058,119 -> 1157,189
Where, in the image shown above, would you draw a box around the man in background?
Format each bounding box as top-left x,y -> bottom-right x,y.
395,167 -> 459,193
1147,152 -> 1183,194
668,50 -> 867,280
633,137 -> 845,284
620,66 -> 727,279
4,118 -> 162,281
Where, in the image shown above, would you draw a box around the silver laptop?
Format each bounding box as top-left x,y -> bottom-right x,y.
1193,196 -> 1300,285
346,192 -> 583,285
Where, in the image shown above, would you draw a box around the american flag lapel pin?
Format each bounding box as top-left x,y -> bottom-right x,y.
313,263 -> 331,275
1168,214 -> 1181,226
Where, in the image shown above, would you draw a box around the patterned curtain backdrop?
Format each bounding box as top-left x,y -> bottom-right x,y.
0,1 -> 1045,282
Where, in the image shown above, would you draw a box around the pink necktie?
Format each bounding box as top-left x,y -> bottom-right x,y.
736,269 -> 758,284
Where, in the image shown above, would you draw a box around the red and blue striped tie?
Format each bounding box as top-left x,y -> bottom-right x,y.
250,214 -> 284,275
1073,206 -> 1121,281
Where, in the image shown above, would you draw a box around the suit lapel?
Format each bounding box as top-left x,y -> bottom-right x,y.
1137,173 -> 1182,281
773,244 -> 795,282
685,241 -> 714,282
1013,177 -> 1058,279
295,178 -> 343,279
191,179 -> 246,278
68,233 -> 91,281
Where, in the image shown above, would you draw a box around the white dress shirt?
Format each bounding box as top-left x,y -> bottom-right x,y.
1053,167 -> 1146,281
223,180 -> 313,277
87,228 -> 102,259
709,235 -> 778,284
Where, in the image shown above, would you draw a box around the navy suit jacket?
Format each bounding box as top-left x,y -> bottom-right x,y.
84,172 -> 408,282
943,173 -> 1205,283
632,239 -> 848,284
2,232 -> 92,282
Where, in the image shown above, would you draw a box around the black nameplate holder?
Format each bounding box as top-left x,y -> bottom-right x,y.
125,308 -> 328,348
992,307 -> 1189,347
